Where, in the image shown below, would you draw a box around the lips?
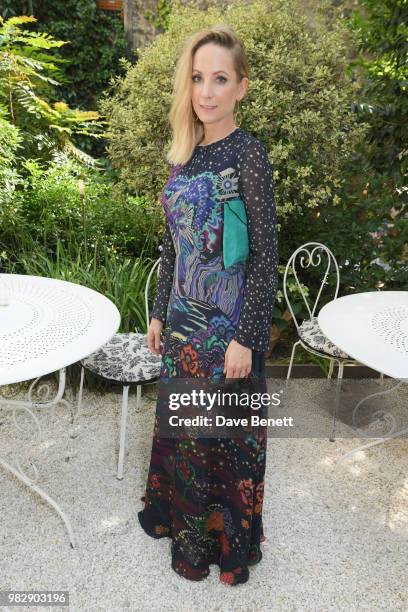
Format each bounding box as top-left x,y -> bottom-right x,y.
200,105 -> 217,109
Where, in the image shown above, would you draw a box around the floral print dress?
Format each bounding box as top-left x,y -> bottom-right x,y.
138,127 -> 279,585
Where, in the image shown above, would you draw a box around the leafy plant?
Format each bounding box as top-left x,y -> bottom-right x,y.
0,14 -> 103,162
349,0 -> 408,183
0,1 -> 132,108
0,104 -> 23,207
0,152 -> 163,271
100,0 -> 367,214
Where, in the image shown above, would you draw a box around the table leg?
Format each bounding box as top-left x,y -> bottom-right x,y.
335,379 -> 407,466
0,368 -> 76,547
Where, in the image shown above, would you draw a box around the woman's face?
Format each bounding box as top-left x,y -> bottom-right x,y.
191,42 -> 247,126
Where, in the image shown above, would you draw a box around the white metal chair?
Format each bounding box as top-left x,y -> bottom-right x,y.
76,257 -> 162,479
283,242 -> 383,441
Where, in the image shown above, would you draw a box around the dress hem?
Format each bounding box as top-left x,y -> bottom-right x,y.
137,508 -> 264,586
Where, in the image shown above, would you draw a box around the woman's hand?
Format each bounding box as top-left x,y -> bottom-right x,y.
224,339 -> 252,379
147,317 -> 164,356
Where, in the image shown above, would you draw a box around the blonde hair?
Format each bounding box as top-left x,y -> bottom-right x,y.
166,24 -> 249,166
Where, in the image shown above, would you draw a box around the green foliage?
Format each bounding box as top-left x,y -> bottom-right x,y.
0,105 -> 23,206
280,178 -> 408,294
349,0 -> 408,184
0,1 -> 132,108
0,14 -> 103,162
1,0 -> 406,366
144,0 -> 173,33
0,153 -> 163,262
100,0 -> 367,216
0,150 -> 164,336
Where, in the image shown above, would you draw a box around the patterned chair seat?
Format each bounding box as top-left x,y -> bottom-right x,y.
298,316 -> 350,359
80,332 -> 162,383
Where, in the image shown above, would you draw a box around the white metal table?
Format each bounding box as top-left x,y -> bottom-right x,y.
318,291 -> 408,461
0,273 -> 121,547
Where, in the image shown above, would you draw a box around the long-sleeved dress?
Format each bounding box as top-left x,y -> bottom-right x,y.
138,126 -> 279,586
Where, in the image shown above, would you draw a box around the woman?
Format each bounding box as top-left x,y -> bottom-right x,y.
138,24 -> 279,585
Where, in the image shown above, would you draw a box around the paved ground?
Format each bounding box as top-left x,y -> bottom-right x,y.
0,377 -> 407,612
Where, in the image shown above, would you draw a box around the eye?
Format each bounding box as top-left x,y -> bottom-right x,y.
192,75 -> 227,83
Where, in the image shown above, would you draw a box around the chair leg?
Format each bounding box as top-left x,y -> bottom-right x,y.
136,384 -> 142,411
77,365 -> 85,417
327,359 -> 334,379
117,385 -> 130,480
379,371 -> 384,387
286,340 -> 300,388
329,361 -> 344,442
326,358 -> 334,389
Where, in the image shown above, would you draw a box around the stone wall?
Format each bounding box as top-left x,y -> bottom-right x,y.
123,0 -> 235,52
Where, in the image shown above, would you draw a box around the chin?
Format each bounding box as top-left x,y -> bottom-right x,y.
198,116 -> 220,124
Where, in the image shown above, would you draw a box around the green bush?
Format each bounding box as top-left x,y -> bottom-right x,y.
0,14 -> 103,163
0,154 -> 163,265
100,0 -> 367,217
0,107 -> 23,209
280,156 -> 408,295
0,1 -> 133,159
0,0 -> 132,111
349,0 -> 408,183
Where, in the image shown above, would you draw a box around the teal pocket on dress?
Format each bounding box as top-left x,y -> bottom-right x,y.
223,197 -> 249,269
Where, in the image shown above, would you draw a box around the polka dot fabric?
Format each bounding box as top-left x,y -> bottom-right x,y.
139,127 -> 279,586
233,134 -> 279,350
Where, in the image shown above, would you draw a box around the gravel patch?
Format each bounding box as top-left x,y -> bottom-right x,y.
0,378 -> 407,612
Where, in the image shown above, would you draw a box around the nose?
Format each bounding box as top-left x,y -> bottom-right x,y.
201,79 -> 214,99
